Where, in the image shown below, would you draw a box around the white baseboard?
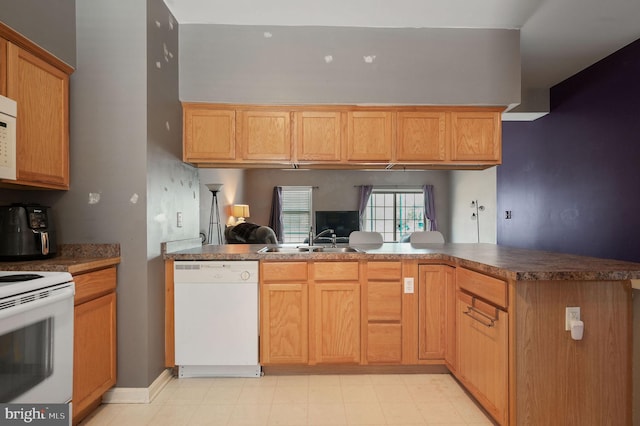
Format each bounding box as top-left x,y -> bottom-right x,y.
102,368 -> 173,404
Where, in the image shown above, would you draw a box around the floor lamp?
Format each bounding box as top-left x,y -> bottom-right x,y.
206,183 -> 223,245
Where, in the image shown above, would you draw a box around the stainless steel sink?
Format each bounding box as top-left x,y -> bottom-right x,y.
315,247 -> 361,253
257,246 -> 361,254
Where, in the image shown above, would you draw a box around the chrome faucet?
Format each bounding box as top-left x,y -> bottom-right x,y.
308,227 -> 334,245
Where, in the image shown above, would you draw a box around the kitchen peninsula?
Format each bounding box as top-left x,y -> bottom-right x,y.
164,242 -> 639,425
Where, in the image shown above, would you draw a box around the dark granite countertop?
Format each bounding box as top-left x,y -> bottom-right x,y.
0,243 -> 121,275
163,242 -> 640,282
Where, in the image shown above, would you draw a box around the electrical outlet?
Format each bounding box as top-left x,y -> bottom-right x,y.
404,277 -> 414,294
565,307 -> 580,330
177,212 -> 183,228
505,210 -> 512,219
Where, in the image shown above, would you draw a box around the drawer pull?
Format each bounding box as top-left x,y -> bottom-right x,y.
463,303 -> 497,328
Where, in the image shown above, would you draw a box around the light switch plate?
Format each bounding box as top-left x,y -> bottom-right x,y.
404,277 -> 414,294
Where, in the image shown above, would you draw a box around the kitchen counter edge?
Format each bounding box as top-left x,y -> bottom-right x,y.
163,242 -> 640,282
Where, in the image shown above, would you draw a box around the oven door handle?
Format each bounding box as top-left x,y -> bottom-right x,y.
0,286 -> 74,321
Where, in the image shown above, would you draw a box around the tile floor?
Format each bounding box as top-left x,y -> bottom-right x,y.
80,373 -> 495,425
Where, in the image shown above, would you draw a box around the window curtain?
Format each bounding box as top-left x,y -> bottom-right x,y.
423,184 -> 437,231
357,185 -> 373,230
268,186 -> 284,243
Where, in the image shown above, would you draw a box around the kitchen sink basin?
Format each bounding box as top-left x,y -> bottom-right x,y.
257,246 -> 361,254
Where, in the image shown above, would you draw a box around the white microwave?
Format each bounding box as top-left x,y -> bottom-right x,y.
0,94 -> 17,181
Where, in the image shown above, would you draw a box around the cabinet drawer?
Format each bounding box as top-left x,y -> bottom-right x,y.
457,267 -> 507,309
367,323 -> 402,363
368,282 -> 402,321
262,262 -> 308,282
367,261 -> 401,280
313,262 -> 359,281
74,267 -> 117,305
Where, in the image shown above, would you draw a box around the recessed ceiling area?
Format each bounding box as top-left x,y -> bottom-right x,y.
164,0 -> 640,113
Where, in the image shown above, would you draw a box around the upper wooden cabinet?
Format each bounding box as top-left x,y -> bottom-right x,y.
0,38 -> 7,95
181,103 -> 504,169
347,111 -> 393,162
1,39 -> 72,189
294,111 -> 343,162
396,112 -> 447,162
183,106 -> 236,162
238,110 -> 291,161
450,111 -> 501,162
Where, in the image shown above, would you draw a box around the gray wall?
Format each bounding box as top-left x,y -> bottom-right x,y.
146,0 -> 198,386
179,25 -> 520,106
0,0 -> 76,67
2,0 -> 196,389
70,0 -> 149,387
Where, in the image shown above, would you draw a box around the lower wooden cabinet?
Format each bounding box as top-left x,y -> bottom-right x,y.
260,282 -> 308,364
260,262 -> 309,364
366,262 -> 403,364
72,267 -> 117,425
418,265 -> 447,361
455,270 -> 508,425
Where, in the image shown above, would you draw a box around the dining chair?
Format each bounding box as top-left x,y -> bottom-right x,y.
409,231 -> 445,243
348,231 -> 384,244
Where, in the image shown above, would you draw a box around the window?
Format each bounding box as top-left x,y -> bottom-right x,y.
363,189 -> 425,242
281,186 -> 312,243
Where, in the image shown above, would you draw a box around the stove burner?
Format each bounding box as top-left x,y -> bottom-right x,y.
0,273 -> 44,283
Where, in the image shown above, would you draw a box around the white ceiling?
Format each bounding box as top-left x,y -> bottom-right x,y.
163,0 -> 640,92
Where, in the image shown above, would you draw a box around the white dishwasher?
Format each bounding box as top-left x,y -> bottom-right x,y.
173,260 -> 260,378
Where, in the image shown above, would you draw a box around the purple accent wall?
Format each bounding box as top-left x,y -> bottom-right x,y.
498,38 -> 640,263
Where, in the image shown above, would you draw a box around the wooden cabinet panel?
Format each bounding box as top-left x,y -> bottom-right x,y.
396,112 -> 447,162
418,265 -> 449,360
456,290 -> 508,425
347,111 -> 393,161
312,283 -> 360,364
261,283 -> 309,364
368,282 -> 401,321
239,110 -> 291,161
183,105 -> 235,162
367,323 -> 402,363
366,261 -> 403,364
73,292 -> 117,422
0,38 -> 6,95
6,42 -> 69,189
312,261 -> 359,281
450,111 -> 501,162
294,111 -> 342,161
74,267 -> 117,305
457,267 -> 507,309
262,261 -> 308,282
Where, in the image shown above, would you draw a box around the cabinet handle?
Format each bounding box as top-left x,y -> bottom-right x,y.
463,304 -> 497,328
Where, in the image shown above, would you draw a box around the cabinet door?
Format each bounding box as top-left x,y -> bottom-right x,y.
7,43 -> 69,189
294,111 -> 342,162
261,283 -> 309,364
312,283 -> 360,364
183,106 -> 235,162
456,290 -> 508,425
73,292 -> 117,422
418,265 -> 450,360
0,38 -> 6,95
450,111 -> 501,162
239,110 -> 291,161
347,111 -> 393,161
396,112 -> 447,162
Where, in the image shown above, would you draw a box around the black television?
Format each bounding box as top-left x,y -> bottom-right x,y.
315,210 -> 360,238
